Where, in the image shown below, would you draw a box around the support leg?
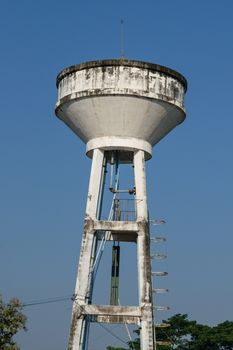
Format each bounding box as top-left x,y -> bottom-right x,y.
134,150 -> 155,350
68,149 -> 104,350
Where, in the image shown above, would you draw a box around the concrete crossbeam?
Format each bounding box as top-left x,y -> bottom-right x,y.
83,305 -> 141,317
93,220 -> 138,232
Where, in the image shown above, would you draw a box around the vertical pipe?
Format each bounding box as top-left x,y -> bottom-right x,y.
96,156 -> 107,220
110,151 -> 114,190
110,245 -> 120,305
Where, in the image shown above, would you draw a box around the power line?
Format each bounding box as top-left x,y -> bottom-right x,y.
89,325 -> 120,346
22,295 -> 72,308
158,328 -> 176,346
98,323 -> 129,346
22,294 -> 131,347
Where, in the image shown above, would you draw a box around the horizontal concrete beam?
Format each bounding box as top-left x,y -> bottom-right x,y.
90,315 -> 140,325
83,305 -> 141,317
93,220 -> 138,232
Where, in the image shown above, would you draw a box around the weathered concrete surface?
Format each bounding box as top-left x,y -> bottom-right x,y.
90,315 -> 140,324
94,220 -> 138,242
83,305 -> 141,317
72,305 -> 141,325
56,59 -> 187,91
134,150 -> 155,350
55,59 -> 186,158
68,149 -> 105,350
94,220 -> 138,231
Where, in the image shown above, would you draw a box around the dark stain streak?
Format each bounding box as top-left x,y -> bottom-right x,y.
56,59 -> 187,92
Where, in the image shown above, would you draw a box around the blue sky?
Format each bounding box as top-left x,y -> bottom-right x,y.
0,0 -> 232,349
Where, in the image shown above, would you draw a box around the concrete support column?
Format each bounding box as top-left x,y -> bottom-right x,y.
134,150 -> 148,220
134,150 -> 155,350
85,148 -> 105,219
68,149 -> 104,350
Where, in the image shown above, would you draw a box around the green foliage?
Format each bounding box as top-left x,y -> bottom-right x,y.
128,333 -> 140,350
107,314 -> 233,350
106,347 -> 127,350
0,296 -> 27,350
156,314 -> 233,350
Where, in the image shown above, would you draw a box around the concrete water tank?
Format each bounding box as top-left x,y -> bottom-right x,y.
55,59 -> 187,159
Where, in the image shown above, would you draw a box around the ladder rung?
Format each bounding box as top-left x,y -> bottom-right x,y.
153,288 -> 169,293
150,237 -> 166,243
156,341 -> 171,346
154,305 -> 170,311
155,323 -> 171,328
151,271 -> 168,277
150,253 -> 167,260
149,219 -> 166,226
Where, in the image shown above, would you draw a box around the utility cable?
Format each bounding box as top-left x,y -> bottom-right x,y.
98,323 -> 129,346
157,328 -> 176,346
22,295 -> 72,308
118,298 -> 135,350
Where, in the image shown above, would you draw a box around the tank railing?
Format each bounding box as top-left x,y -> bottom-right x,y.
113,198 -> 136,221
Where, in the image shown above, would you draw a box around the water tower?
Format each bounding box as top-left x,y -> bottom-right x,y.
55,59 -> 187,350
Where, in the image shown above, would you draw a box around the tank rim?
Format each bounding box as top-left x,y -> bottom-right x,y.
56,58 -> 187,92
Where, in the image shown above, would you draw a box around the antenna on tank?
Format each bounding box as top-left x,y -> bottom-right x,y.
120,19 -> 125,58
